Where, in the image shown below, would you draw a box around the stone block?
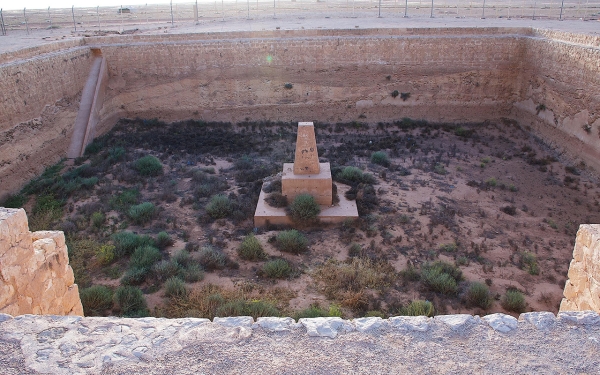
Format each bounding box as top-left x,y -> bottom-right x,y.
281,163 -> 332,206
293,122 -> 320,175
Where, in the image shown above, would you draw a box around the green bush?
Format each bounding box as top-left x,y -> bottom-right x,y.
275,230 -> 308,254
215,300 -> 280,319
113,286 -> 148,317
120,266 -> 150,286
398,300 -> 435,317
111,231 -> 154,257
130,245 -> 162,270
156,231 -> 174,250
262,259 -> 293,279
336,166 -> 376,185
238,234 -> 267,260
2,194 -> 26,208
205,194 -> 232,219
198,245 -> 228,270
287,194 -> 320,224
171,249 -> 191,268
264,192 -> 288,208
520,251 -> 540,275
371,151 -> 390,167
133,155 -> 163,176
293,304 -> 342,320
96,244 -> 115,266
110,189 -> 140,211
153,259 -> 180,281
180,263 -> 204,283
164,277 -> 187,299
91,211 -> 105,228
80,285 -> 113,316
128,202 -> 156,224
501,290 -> 526,313
465,282 -> 492,309
421,261 -> 462,295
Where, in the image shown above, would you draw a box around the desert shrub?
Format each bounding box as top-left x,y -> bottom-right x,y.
391,90 -> 399,98
520,251 -> 540,275
153,259 -> 180,281
215,300 -> 280,319
198,245 -> 229,270
29,194 -> 64,231
91,211 -> 105,228
238,234 -> 267,260
501,289 -> 526,313
264,192 -> 288,208
465,282 -> 492,309
421,261 -> 462,295
155,231 -> 174,250
171,249 -> 191,268
262,259 -> 293,279
121,267 -> 150,286
262,179 -> 282,193
371,151 -> 390,167
399,265 -> 421,281
501,206 -> 517,216
335,166 -> 376,185
111,231 -> 154,257
164,277 -> 187,299
205,194 -> 232,219
293,304 -> 342,320
128,202 -> 156,224
2,194 -> 26,208
180,263 -> 204,283
433,164 -> 447,175
275,230 -> 308,254
133,155 -> 163,176
80,285 -> 113,316
348,243 -> 363,258
129,245 -> 162,271
287,194 -> 320,224
110,189 -> 140,211
398,300 -> 435,317
96,244 -> 116,266
113,286 -> 148,317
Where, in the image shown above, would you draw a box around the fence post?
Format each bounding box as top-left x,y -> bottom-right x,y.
247,0 -> 250,19
481,0 -> 485,18
48,6 -> 53,29
72,6 -> 77,32
378,0 -> 382,17
559,0 -> 564,20
430,0 -> 434,17
532,0 -> 536,19
170,0 -> 174,25
273,0 -> 276,18
196,0 -> 200,22
24,8 -> 29,35
404,0 -> 408,17
0,8 -> 5,36
97,6 -> 100,28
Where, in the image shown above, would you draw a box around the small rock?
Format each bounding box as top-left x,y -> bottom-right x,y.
300,317 -> 353,338
520,312 -> 556,330
483,313 -> 518,333
214,316 -> 254,328
353,317 -> 387,332
256,317 -> 295,331
0,314 -> 13,323
558,311 -> 600,325
37,327 -> 68,343
435,314 -> 475,331
389,316 -> 431,332
132,346 -> 148,358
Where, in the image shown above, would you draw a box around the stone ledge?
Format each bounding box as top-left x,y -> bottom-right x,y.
1,311 -> 599,374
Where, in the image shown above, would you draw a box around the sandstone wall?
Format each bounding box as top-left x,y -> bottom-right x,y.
560,224 -> 600,313
0,46 -> 94,199
0,208 -> 83,316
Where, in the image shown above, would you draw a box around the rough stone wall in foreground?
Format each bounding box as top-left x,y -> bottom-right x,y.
0,312 -> 599,374
0,208 -> 83,316
560,224 -> 600,313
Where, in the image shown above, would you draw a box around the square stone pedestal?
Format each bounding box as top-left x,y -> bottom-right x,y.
254,182 -> 359,227
281,162 -> 332,206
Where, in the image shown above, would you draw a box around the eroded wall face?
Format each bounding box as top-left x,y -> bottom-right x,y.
0,47 -> 94,198
0,208 -> 83,316
95,31 -> 525,135
561,224 -> 600,313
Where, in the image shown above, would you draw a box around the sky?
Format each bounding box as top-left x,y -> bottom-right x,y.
1,0 -> 216,11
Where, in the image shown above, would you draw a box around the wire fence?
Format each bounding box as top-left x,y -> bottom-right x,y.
1,0 -> 599,35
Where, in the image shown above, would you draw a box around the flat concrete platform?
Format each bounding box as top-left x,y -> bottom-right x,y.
254,182 -> 358,227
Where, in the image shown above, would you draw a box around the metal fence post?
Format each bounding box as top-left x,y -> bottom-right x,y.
273,0 -> 276,18
247,0 -> 250,19
24,8 -> 29,35
559,0 -> 564,20
97,6 -> 100,28
0,8 -> 6,36
170,0 -> 174,25
481,0 -> 485,18
379,0 -> 382,17
404,0 -> 408,17
532,0 -> 536,19
196,0 -> 200,22
72,6 -> 77,32
48,6 -> 53,29
430,0 -> 434,17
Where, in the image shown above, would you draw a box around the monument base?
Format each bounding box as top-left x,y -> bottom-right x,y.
281,162 -> 332,206
254,182 -> 359,227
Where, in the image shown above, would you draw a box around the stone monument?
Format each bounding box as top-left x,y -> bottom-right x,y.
254,122 -> 358,227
